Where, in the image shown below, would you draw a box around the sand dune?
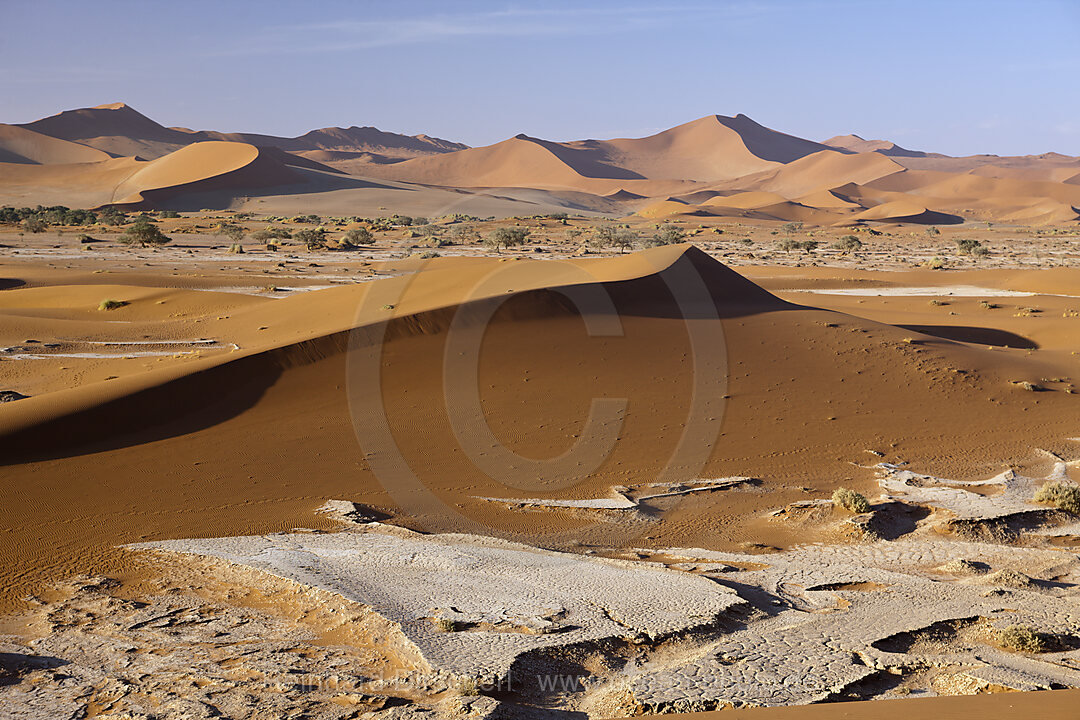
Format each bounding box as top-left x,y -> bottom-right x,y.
0,124 -> 112,165
0,141 -> 321,208
823,133 -> 928,158
2,245 -> 1078,616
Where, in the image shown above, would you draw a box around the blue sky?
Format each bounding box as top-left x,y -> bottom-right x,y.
2,1 -> 1078,156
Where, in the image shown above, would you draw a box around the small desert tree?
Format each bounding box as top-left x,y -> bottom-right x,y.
295,227 -> 328,251
611,228 -> 637,253
21,218 -> 47,233
483,226 -> 530,253
345,227 -> 374,245
956,238 -> 983,255
218,222 -> 246,244
833,235 -> 863,252
119,221 -> 170,247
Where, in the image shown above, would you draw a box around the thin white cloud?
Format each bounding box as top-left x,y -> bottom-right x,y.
211,3 -> 776,56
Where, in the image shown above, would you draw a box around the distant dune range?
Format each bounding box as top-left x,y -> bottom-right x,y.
1,102 -> 1079,223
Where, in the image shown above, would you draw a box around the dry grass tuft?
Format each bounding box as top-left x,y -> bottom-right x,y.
832,488 -> 871,514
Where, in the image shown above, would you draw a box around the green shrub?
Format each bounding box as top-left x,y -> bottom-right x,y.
957,238 -> 983,255
98,207 -> 127,226
650,224 -> 686,246
832,235 -> 863,252
484,226 -> 530,252
781,221 -> 804,233
1034,481 -> 1080,514
832,487 -> 871,513
998,625 -> 1048,653
433,617 -> 457,632
218,222 -> 245,243
295,227 -> 327,251
778,238 -> 818,252
119,221 -> 170,246
98,299 -> 126,311
22,218 -> 47,233
345,227 -> 374,245
158,210 -> 181,219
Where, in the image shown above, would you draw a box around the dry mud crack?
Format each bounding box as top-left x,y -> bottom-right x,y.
1,516 -> 1079,718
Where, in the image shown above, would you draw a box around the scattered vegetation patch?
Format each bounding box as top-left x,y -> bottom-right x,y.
832,235 -> 863,252
998,625 -> 1048,653
1034,481 -> 1080,514
832,487 -> 871,513
98,299 -> 127,311
433,617 -> 457,633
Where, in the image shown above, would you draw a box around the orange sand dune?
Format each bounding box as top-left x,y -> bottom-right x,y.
19,102 -> 194,159
636,688 -> 1080,720
709,151 -> 905,200
822,133 -> 929,158
2,245 -> 1078,614
795,188 -> 863,209
0,124 -> 112,165
0,141 -> 343,209
371,114 -> 840,191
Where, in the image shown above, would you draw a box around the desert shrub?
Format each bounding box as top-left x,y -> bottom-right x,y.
295,227 -> 328,251
98,207 -> 127,226
449,224 -> 478,244
252,227 -> 291,242
832,487 -> 871,513
956,238 -> 983,255
21,218 -> 47,233
119,221 -> 170,246
227,243 -> 244,254
926,226 -> 940,236
484,226 -> 530,252
292,214 -> 321,224
1034,481 -> 1080,514
833,235 -> 863,252
414,222 -> 439,238
781,221 -> 804,233
650,224 -> 686,246
433,617 -> 457,632
565,227 -> 584,243
998,625 -> 1048,653
77,233 -> 99,244
98,299 -> 126,311
158,210 -> 181,219
393,215 -> 414,226
778,238 -> 818,252
217,222 -> 245,243
611,228 -> 637,253
345,227 -> 374,245
411,216 -> 429,226
971,244 -> 990,259
925,257 -> 946,269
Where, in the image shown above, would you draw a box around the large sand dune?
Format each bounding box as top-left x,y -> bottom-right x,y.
2,245 -> 1077,615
